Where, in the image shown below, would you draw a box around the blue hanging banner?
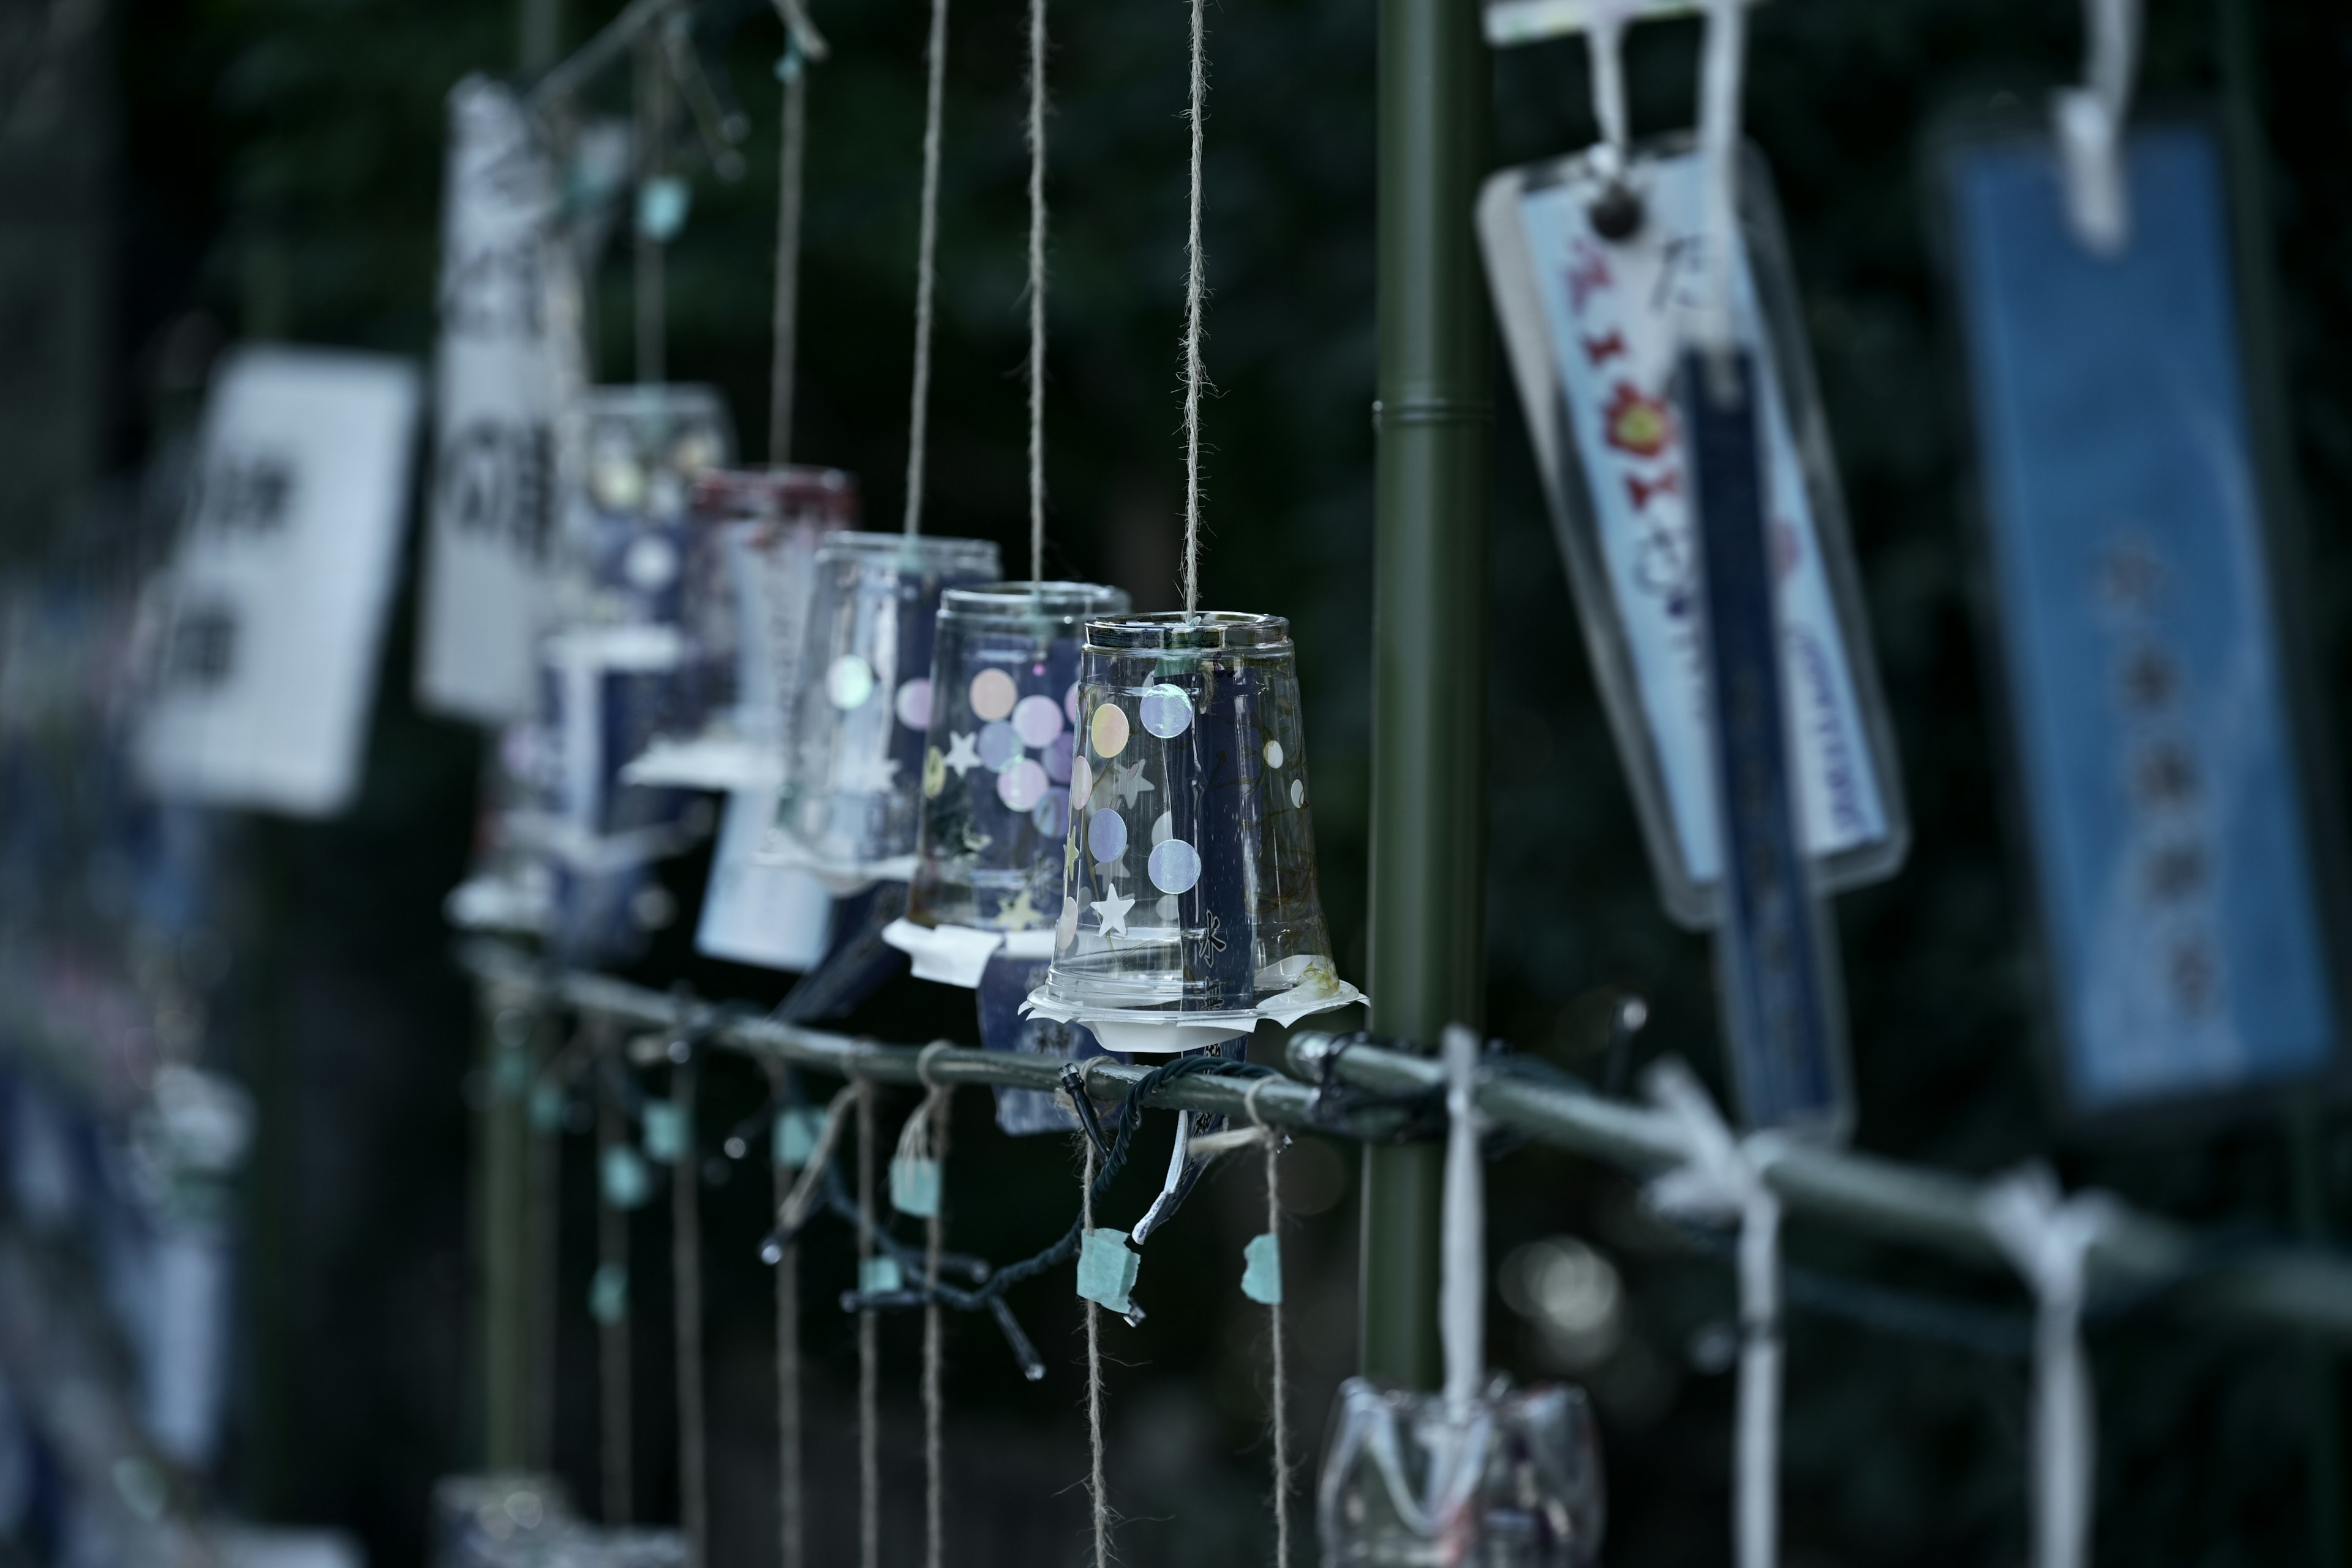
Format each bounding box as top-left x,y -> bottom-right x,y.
1944,121 -> 2339,1117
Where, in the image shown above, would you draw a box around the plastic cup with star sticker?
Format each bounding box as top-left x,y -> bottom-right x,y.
1024,611 -> 1365,1053
622,466 -> 858,791
764,532 -> 1001,891
886,582 -> 1133,983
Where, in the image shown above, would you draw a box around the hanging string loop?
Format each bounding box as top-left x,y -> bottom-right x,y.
1640,1059 -> 1787,1568
2054,0 -> 2141,255
1979,1167 -> 2122,1568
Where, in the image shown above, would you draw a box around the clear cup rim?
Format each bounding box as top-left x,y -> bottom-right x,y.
579,382 -> 729,417
1084,610 -> 1291,652
815,531 -> 1001,568
941,581 -> 1132,623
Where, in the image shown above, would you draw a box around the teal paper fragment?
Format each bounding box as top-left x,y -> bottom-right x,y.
890,1156 -> 941,1217
1241,1232 -> 1283,1305
861,1255 -> 905,1294
601,1144 -> 650,1210
774,1107 -> 825,1169
1077,1228 -> 1139,1314
638,176 -> 692,242
643,1101 -> 687,1163
589,1262 -> 628,1325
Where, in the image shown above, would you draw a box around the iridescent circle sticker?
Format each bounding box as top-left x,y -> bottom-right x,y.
1090,702 -> 1129,760
970,668 -> 1019,722
1070,753 -> 1094,805
1043,733 -> 1075,785
978,721 -> 1022,772
1291,778 -> 1305,808
922,747 -> 946,799
997,758 -> 1049,812
1138,684 -> 1193,739
1147,838 -> 1202,895
1064,681 -> 1081,723
1263,739 -> 1284,769
1150,810 -> 1174,845
1056,899 -> 1080,951
1012,693 -> 1064,748
826,654 -> 876,710
895,677 -> 933,730
1088,807 -> 1128,864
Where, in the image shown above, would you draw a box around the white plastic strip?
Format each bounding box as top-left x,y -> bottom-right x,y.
2052,0 -> 2140,255
1440,1023 -> 1487,1414
1642,1060 -> 1783,1568
1980,1168 -> 2120,1568
1483,0 -> 1762,50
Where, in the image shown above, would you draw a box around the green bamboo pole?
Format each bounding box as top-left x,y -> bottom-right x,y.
1362,0 -> 1491,1389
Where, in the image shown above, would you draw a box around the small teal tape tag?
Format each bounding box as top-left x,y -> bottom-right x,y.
860,1255 -> 904,1294
528,1082 -> 565,1133
774,1107 -> 825,1169
590,1262 -> 628,1325
1240,1232 -> 1283,1305
637,175 -> 691,242
890,1156 -> 941,1217
1076,1228 -> 1139,1314
601,1144 -> 650,1210
643,1102 -> 687,1164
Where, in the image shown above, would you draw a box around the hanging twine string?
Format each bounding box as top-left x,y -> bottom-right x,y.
596,1028 -> 633,1526
767,0 -> 831,463
858,1077 -> 881,1568
766,1063 -> 807,1568
1178,0 -> 1209,616
1641,1060 -> 1785,1568
1243,1077 -> 1292,1568
1980,1168 -> 2121,1568
635,34 -> 668,383
911,1044 -> 954,1568
670,1055 -> 709,1568
900,0 -> 952,535
1024,0 -> 1049,584
1082,1133 -> 1109,1568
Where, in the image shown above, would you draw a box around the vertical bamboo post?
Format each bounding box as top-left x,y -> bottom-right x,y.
1362,0 -> 1491,1389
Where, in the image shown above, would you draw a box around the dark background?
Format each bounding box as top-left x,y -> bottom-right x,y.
12,0 -> 2352,1562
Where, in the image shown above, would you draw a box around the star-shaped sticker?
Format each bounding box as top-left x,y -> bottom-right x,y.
944,731 -> 981,776
998,888 -> 1041,930
1109,761 -> 1155,808
1094,889 -> 1136,938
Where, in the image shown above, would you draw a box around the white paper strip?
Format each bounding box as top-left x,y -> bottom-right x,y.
415,76 -> 565,723
137,345 -> 421,816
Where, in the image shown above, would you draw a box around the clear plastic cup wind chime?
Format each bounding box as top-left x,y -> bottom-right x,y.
761,532 -> 1001,891
1019,0 -> 1364,1067
526,383 -> 733,962
1319,1030 -> 1607,1567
